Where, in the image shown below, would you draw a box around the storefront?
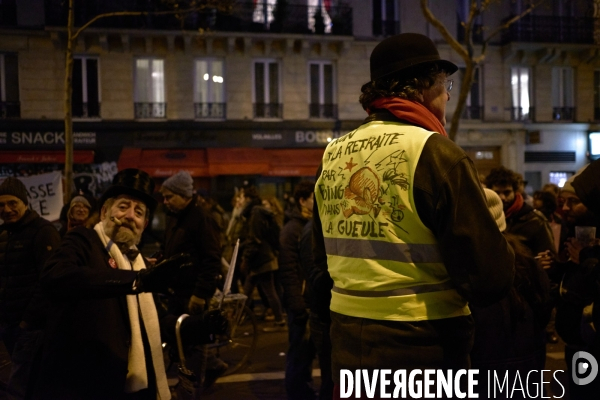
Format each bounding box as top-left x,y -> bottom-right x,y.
0,118 -> 357,208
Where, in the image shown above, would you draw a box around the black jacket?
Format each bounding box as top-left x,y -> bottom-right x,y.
506,202 -> 555,257
0,209 -> 60,328
35,227 -> 141,399
279,208 -> 310,312
298,220 -> 332,323
163,195 -> 222,300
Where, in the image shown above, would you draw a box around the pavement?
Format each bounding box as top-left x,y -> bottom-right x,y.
0,320 -> 577,400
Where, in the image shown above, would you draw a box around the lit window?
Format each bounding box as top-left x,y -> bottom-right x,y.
550,171 -> 573,188
134,58 -> 165,118
511,67 -> 531,121
194,59 -> 225,118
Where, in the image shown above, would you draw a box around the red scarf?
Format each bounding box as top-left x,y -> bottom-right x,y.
505,192 -> 524,219
367,97 -> 448,137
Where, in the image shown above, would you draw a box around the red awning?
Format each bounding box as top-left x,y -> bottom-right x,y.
118,148 -> 209,177
118,147 -> 323,177
1,150 -> 95,164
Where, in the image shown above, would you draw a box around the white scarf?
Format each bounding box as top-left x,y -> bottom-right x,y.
94,223 -> 171,400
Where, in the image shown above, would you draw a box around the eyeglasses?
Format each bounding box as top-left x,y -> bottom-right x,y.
445,79 -> 453,92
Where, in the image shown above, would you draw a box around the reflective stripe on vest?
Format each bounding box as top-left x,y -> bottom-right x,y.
323,237 -> 443,263
315,121 -> 470,321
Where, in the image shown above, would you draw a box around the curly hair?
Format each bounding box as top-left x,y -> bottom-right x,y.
359,63 -> 446,110
484,166 -> 520,191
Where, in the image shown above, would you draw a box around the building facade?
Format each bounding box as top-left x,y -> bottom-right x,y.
1,0 -> 599,204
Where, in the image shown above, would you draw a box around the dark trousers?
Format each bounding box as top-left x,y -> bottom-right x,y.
330,312 -> 474,399
310,313 -> 334,400
285,310 -> 317,400
4,328 -> 44,400
243,271 -> 284,322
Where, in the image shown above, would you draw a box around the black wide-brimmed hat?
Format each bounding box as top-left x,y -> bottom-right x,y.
370,33 -> 458,81
100,168 -> 157,212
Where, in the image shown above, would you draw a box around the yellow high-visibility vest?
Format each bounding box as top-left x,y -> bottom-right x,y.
315,120 -> 470,321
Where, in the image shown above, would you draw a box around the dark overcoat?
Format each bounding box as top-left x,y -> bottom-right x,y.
32,227 -> 141,400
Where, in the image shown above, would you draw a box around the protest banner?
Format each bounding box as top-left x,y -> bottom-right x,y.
0,171 -> 64,222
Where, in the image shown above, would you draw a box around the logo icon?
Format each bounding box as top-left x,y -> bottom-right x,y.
572,351 -> 598,385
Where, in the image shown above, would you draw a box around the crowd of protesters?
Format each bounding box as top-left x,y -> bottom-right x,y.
1,32 -> 600,400
1,160 -> 600,400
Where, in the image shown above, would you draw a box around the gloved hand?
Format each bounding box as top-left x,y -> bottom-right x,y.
188,295 -> 206,315
135,253 -> 192,293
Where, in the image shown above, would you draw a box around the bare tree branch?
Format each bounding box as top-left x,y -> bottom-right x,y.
419,0 -> 548,141
419,0 -> 469,61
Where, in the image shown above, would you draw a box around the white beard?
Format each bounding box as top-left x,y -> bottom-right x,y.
102,219 -> 139,250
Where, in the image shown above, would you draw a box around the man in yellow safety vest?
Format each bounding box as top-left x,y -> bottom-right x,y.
312,33 -> 516,395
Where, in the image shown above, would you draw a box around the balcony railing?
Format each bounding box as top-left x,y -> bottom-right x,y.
44,1 -> 353,36
502,15 -> 594,44
254,103 -> 282,119
195,102 -> 226,119
372,19 -> 399,37
461,106 -> 483,120
72,102 -> 101,118
309,103 -> 338,119
135,102 -> 166,119
511,107 -> 535,122
0,102 -> 20,118
553,107 -> 575,121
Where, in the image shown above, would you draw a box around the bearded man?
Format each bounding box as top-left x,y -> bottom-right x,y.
32,168 -> 190,400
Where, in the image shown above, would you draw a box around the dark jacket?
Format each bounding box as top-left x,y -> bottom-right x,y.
470,234 -> 552,372
506,202 -> 555,257
34,227 -> 142,399
298,220 -> 332,323
242,205 -> 280,276
0,209 -> 60,328
163,194 -> 222,300
279,208 -> 311,312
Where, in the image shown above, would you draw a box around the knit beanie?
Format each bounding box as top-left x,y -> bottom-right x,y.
561,164 -> 589,195
161,171 -> 194,198
484,188 -> 506,232
0,177 -> 29,205
70,195 -> 92,210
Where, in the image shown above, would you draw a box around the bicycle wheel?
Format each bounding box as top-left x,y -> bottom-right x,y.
214,305 -> 258,376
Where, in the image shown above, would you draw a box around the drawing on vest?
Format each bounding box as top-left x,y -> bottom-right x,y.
341,167 -> 383,218
340,149 -> 411,224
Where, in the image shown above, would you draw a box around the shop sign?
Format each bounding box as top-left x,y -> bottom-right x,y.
295,130 -> 344,145
0,131 -> 96,148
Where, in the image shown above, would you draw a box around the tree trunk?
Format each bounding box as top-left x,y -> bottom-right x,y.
64,0 -> 75,204
448,63 -> 475,141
